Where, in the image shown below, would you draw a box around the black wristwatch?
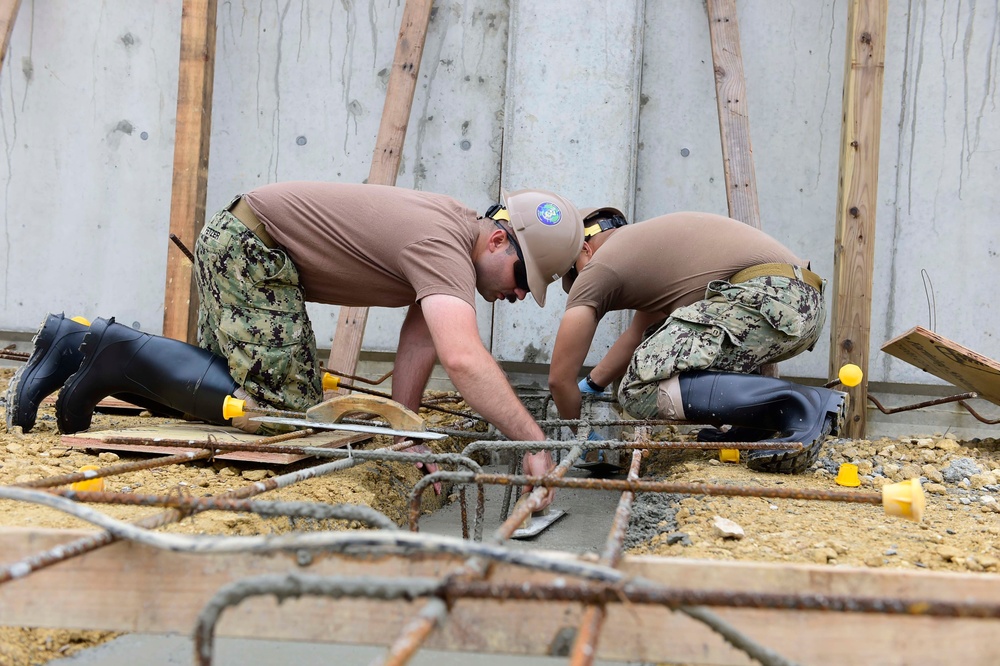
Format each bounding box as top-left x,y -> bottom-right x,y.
584,374 -> 606,392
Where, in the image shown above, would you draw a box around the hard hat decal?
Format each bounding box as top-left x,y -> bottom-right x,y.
535,202 -> 562,226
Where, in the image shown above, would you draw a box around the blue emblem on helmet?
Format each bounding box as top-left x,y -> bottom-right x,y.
536,202 -> 562,226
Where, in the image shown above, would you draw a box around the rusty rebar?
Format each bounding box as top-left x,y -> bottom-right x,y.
381,445 -> 585,665
1,349 -> 29,362
409,470 -> 882,532
14,449 -> 213,488
572,440 -> 645,665
867,392 -> 978,414
0,438 -> 413,586
169,232 -> 195,262
958,400 -> 1000,425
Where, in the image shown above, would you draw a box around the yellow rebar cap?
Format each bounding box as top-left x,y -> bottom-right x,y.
222,395 -> 245,420
839,363 -> 864,387
720,448 -> 740,463
835,462 -> 861,487
70,316 -> 91,326
70,465 -> 104,492
883,477 -> 926,522
322,373 -> 340,391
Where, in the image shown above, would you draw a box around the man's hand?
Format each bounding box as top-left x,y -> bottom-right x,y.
402,441 -> 441,496
522,450 -> 555,509
578,376 -> 607,394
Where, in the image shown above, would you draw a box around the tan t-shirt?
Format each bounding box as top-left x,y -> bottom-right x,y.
243,182 -> 481,308
566,212 -> 804,320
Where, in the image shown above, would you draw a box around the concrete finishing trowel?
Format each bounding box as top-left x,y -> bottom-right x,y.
509,495 -> 567,539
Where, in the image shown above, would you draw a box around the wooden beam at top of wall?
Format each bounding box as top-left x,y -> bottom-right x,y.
706,0 -> 761,230
162,0 -> 218,343
0,0 -> 21,72
326,0 -> 434,383
830,0 -> 888,438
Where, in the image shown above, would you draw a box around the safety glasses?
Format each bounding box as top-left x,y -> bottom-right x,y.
493,220 -> 531,298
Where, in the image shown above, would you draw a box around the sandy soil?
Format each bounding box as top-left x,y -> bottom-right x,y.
2,365 -> 999,665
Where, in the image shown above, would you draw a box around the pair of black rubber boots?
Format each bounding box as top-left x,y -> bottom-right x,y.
682,370 -> 847,473
5,313 -> 238,434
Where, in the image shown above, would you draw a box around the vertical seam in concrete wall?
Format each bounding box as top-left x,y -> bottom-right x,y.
882,0 -> 917,380
627,0 -> 646,224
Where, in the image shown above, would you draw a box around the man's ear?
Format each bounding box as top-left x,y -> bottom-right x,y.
581,240 -> 594,259
488,228 -> 508,253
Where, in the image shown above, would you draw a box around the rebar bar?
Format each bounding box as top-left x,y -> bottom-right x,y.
14,449 -> 213,488
409,471 -> 882,532
571,442 -> 644,665
1,349 -> 29,362
867,391 -> 979,414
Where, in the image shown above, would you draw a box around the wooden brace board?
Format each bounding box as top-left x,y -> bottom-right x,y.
60,422 -> 370,465
881,326 -> 1000,406
2,528 -> 1000,665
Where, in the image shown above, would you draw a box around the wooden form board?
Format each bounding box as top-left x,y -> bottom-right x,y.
0,0 -> 20,71
2,528 -> 1000,665
162,0 -> 218,343
829,0 -> 889,437
706,0 -> 761,230
882,326 -> 1000,406
326,0 -> 434,382
60,422 -> 369,465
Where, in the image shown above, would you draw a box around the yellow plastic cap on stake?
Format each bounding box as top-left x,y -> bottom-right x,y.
720,449 -> 740,463
70,465 -> 104,492
835,463 -> 861,487
882,477 -> 926,522
222,395 -> 246,420
70,316 -> 92,326
839,363 -> 864,387
322,373 -> 340,391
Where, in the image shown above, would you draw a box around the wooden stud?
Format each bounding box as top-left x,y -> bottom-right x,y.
326,0 -> 434,385
706,0 -> 761,230
162,0 -> 218,343
829,0 -> 888,437
0,0 -> 20,72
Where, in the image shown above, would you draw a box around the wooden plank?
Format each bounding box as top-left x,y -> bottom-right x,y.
829,0 -> 888,437
42,394 -> 144,414
706,0 -> 760,229
60,422 -> 369,465
0,0 -> 20,72
2,528 -> 1000,665
882,326 -> 1000,406
326,0 -> 434,384
162,0 -> 218,344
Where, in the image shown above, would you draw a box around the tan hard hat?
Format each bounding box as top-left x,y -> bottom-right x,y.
501,188 -> 584,307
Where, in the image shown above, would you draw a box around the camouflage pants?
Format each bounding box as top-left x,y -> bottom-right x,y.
618,275 -> 826,419
194,195 -> 322,414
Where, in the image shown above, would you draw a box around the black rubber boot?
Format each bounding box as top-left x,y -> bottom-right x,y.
679,370 -> 847,473
5,314 -> 91,432
695,425 -> 776,443
56,317 -> 239,434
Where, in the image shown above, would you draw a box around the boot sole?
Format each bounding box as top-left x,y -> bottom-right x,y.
745,390 -> 848,474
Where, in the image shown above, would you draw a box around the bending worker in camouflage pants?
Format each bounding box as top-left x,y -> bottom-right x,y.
9,183 -> 584,501
548,208 -> 847,473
